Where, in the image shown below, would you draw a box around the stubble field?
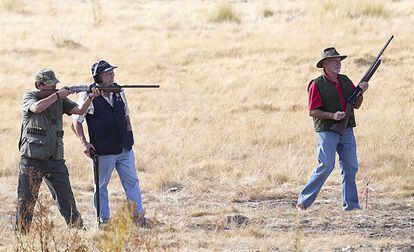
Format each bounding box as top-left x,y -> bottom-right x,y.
0,0 -> 413,251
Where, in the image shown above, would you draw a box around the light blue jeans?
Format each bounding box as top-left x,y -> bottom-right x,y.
93,148 -> 144,222
298,128 -> 360,210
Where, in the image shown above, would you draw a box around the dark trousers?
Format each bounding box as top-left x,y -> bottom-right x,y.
16,157 -> 82,233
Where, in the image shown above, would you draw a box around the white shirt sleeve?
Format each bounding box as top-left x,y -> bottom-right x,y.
72,92 -> 94,123
120,91 -> 130,116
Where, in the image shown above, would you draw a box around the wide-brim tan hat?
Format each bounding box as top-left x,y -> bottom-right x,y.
316,47 -> 347,68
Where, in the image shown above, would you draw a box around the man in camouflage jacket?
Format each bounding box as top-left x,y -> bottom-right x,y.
16,69 -> 99,233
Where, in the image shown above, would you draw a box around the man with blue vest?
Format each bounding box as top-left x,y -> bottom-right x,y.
17,69 -> 100,233
72,60 -> 145,225
297,47 -> 369,211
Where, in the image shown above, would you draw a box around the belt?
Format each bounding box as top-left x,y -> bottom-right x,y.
26,128 -> 64,137
27,127 -> 47,136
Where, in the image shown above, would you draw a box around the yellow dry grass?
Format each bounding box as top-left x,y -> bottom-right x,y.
0,0 -> 413,251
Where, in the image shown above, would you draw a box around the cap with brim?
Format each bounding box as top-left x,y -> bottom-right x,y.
35,69 -> 60,86
316,47 -> 347,68
103,66 -> 117,73
91,60 -> 118,76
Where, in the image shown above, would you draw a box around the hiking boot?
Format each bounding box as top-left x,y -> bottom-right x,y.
133,215 -> 149,228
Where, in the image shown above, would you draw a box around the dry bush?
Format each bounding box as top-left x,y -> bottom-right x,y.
100,203 -> 135,251
322,0 -> 390,19
292,222 -> 303,252
1,0 -> 25,13
262,8 -> 274,18
51,34 -> 86,50
15,194 -> 57,252
99,202 -> 166,251
1,0 -> 414,250
44,0 -> 57,17
211,3 -> 240,23
91,0 -> 103,26
63,229 -> 89,252
14,193 -> 88,252
361,2 -> 390,18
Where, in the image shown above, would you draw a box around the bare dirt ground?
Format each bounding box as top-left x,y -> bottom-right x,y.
144,187 -> 414,251
2,176 -> 412,251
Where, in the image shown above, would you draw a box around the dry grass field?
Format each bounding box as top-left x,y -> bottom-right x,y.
0,0 -> 413,251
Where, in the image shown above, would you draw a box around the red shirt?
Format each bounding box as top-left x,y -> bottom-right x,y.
308,71 -> 355,111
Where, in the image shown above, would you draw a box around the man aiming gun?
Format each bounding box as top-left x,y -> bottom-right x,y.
16,69 -> 100,233
72,60 -> 146,226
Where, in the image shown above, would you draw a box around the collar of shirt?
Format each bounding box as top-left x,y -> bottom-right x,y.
96,84 -> 114,106
322,70 -> 347,110
73,90 -> 130,124
102,92 -> 114,106
323,69 -> 340,85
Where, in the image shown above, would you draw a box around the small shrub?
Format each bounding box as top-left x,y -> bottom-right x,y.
322,0 -> 390,19
46,0 -> 58,17
362,2 -> 390,18
322,0 -> 334,11
92,0 -> 103,26
33,199 -> 56,252
100,203 -> 135,252
211,3 -> 240,23
14,194 -> 57,251
293,224 -> 302,252
263,8 -> 274,18
64,230 -> 88,252
2,0 -> 25,12
51,34 -> 86,50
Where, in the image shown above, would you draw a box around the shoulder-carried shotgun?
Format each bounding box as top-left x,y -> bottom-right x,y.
330,35 -> 394,135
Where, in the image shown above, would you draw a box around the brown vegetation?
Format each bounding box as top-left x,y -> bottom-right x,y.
0,0 -> 413,251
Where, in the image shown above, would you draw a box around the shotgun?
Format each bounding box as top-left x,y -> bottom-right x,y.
35,84 -> 159,100
90,148 -> 101,227
330,35 -> 394,135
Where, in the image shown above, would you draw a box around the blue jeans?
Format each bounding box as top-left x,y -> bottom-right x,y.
298,128 -> 360,210
93,148 -> 144,222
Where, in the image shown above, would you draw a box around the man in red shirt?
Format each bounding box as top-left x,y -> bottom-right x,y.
297,47 -> 369,211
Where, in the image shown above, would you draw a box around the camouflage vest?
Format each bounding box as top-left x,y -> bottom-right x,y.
310,74 -> 356,132
19,91 -> 76,160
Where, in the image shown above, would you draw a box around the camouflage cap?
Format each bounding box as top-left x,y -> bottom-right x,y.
35,69 -> 60,86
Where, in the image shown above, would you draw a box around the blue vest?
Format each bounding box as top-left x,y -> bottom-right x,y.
85,91 -> 134,155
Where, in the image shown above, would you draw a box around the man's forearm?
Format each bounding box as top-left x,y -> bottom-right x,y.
72,121 -> 88,144
29,93 -> 59,113
125,115 -> 132,131
70,96 -> 93,115
309,109 -> 335,120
